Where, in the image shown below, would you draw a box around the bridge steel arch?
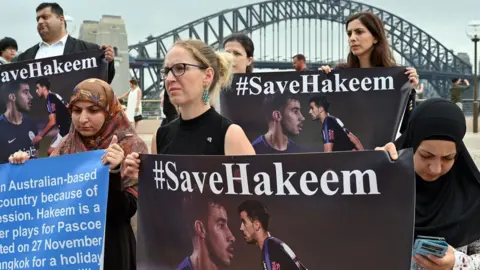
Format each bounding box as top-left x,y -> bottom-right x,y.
129,0 -> 473,98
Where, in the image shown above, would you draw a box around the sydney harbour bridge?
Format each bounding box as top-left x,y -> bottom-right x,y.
127,0 -> 474,100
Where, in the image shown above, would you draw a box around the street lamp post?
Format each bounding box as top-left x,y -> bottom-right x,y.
467,20 -> 480,133
64,15 -> 77,38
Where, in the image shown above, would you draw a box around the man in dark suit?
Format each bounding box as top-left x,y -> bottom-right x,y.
15,2 -> 115,83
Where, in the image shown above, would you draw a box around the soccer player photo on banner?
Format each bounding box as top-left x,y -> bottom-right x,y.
136,150 -> 416,270
220,67 -> 411,154
0,50 -> 109,163
0,150 -> 110,270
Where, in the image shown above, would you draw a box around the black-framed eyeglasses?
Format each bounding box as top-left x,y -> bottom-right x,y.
161,63 -> 207,80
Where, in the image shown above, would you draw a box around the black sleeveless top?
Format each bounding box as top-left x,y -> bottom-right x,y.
155,107 -> 233,155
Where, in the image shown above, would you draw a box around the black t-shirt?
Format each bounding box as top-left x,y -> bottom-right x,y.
156,107 -> 232,155
322,115 -> 355,151
262,237 -> 307,270
46,92 -> 71,136
0,114 -> 38,164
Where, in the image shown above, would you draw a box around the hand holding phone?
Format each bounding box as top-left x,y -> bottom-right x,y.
411,236 -> 450,270
413,236 -> 448,258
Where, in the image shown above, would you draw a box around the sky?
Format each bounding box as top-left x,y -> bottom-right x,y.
1,0 -> 479,64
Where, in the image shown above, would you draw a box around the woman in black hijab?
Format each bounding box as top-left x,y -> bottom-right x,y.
394,98 -> 480,269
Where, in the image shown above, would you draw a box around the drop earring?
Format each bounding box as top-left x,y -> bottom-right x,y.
202,87 -> 210,105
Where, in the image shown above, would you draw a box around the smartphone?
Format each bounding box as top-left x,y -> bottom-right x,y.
413,235 -> 448,258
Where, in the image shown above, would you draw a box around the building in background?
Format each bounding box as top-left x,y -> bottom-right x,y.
457,52 -> 471,66
78,15 -> 129,96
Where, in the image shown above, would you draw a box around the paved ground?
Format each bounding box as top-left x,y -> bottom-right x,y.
139,134 -> 153,150
138,132 -> 480,166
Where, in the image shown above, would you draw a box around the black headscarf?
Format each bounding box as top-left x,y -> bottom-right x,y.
395,98 -> 480,248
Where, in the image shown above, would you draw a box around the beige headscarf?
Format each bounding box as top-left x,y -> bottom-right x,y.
51,78 -> 148,197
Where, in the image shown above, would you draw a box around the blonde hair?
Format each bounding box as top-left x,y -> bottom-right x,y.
173,39 -> 235,100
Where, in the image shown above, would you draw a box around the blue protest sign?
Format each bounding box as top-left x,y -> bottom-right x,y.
0,150 -> 109,270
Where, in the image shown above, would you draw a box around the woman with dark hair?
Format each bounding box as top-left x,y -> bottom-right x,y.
339,12 -> 397,68
321,12 -> 410,70
319,12 -> 420,133
0,37 -> 18,64
223,33 -> 255,74
378,99 -> 480,269
206,33 -> 257,111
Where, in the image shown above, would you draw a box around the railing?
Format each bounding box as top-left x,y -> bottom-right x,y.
120,99 -> 162,120
141,99 -> 162,119
141,98 -> 476,119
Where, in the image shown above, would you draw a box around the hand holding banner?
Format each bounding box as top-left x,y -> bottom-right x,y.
137,150 -> 415,270
220,67 -> 412,153
101,135 -> 125,170
0,150 -> 109,270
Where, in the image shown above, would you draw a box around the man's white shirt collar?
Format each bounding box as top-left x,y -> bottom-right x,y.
38,33 -> 69,48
